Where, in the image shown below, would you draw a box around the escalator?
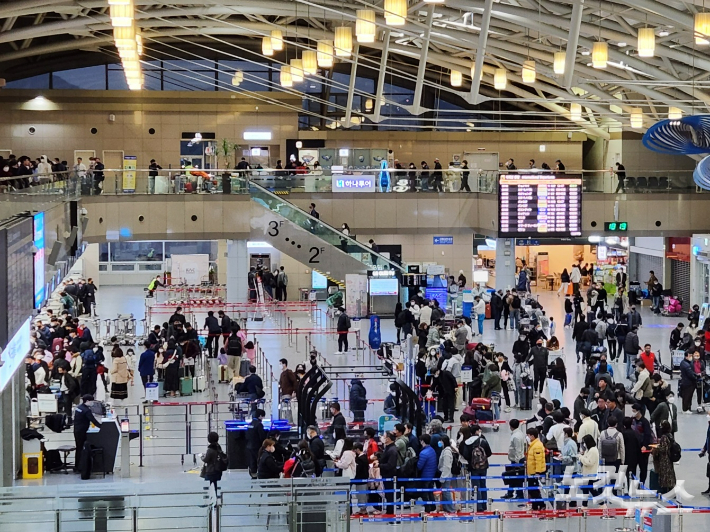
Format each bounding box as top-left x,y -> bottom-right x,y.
249,182 -> 405,284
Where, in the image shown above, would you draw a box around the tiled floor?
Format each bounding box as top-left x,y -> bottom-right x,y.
16,285 -> 710,511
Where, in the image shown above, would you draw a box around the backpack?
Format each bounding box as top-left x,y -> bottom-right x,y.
399,455 -> 418,478
669,437 -> 682,463
470,439 -> 488,470
297,456 -> 316,477
227,335 -> 242,355
283,457 -> 297,478
344,316 -> 351,329
451,451 -> 462,476
395,311 -> 406,328
600,430 -> 620,463
217,451 -> 229,472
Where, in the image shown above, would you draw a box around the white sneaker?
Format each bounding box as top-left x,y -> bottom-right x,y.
504,406 -> 511,413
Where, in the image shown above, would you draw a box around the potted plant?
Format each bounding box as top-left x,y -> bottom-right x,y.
217,138 -> 240,194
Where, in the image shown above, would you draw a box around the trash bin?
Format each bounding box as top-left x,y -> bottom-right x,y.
23,452 -> 43,479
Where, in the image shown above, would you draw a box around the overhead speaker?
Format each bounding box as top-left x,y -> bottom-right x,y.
46,241 -> 63,267
65,226 -> 78,247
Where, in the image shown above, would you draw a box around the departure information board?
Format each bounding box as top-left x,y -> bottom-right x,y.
499,174 -> 582,237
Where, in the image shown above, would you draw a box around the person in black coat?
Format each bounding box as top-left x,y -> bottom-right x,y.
376,432 -> 400,511
238,365 -> 264,415
349,379 -> 367,422
257,439 -> 282,479
622,416 -> 642,484
203,311 -> 222,358
630,403 -> 653,483
57,366 -> 79,425
434,368 -> 458,422
306,425 -> 326,476
491,291 -> 505,330
200,432 -> 224,493
512,334 -> 530,361
679,351 -> 698,413
246,409 -> 267,477
327,402 -> 347,442
73,394 -> 102,473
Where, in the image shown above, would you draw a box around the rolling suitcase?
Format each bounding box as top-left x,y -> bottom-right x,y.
219,365 -> 229,383
193,374 -> 206,392
239,358 -> 250,377
158,379 -> 165,398
279,399 -> 294,423
180,377 -> 193,396
519,386 -> 533,410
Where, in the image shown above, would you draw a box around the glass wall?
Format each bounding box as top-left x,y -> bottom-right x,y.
99,240 -> 218,274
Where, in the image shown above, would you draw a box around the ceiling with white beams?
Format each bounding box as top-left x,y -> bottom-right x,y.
1,0 -> 709,136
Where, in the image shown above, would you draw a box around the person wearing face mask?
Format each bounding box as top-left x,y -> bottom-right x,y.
692,350 -> 706,413
698,414 -> 710,494
630,403 -> 653,483
680,350 -> 699,413
528,323 -> 547,346
529,338 -> 549,397
640,344 -> 656,374
525,427 -> 547,510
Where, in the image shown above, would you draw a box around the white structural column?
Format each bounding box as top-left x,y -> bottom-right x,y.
226,239 -> 249,303
495,238 -> 516,291
468,0 -> 494,105
344,42 -> 359,128
564,0 -> 584,90
412,5 -> 435,115
372,28 -> 390,123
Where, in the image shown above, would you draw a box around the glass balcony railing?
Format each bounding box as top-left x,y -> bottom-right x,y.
2,167 -> 700,198
249,181 -> 405,272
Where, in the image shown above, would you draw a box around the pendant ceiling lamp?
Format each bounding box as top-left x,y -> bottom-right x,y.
280,65 -> 293,87
637,27 -> 655,58
290,59 -> 304,82
668,106 -> 682,120
271,29 -> 284,51
384,0 -> 407,26
592,41 -> 608,69
334,26 -> 353,57
553,51 -> 565,75
231,71 -> 243,86
356,10 -> 377,43
109,1 -> 133,27
630,108 -> 643,128
450,69 -> 462,87
302,50 -> 318,75
522,60 -> 536,84
317,40 -> 334,68
695,13 -> 710,45
262,37 -> 273,56
570,103 -> 582,121
494,68 -> 507,90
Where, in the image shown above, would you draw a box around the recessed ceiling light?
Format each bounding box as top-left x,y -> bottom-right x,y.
586,62 -> 593,66
581,50 -> 590,56
659,29 -> 669,37
617,42 -> 627,47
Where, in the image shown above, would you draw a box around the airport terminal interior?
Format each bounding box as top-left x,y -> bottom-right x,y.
5,0 -> 710,531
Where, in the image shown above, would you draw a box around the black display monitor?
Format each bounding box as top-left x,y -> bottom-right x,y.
498,173 -> 582,237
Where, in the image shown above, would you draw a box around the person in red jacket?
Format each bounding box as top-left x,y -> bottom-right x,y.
640,344 -> 655,374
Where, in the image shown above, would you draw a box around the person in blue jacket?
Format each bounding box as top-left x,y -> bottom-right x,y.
417,434 -> 438,512
349,379 -> 367,422
238,365 -> 264,415
138,340 -> 156,399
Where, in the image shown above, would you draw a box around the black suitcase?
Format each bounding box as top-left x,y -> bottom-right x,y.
519,387 -> 533,410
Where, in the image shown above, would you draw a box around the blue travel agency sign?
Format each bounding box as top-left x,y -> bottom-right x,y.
433,236 -> 454,245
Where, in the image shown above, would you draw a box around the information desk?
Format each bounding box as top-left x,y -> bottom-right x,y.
225,419 -> 295,470
499,174 -> 582,237
86,418 -> 120,474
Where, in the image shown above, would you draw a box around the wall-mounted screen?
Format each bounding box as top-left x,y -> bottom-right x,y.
369,278 -> 399,296
499,174 -> 582,237
312,270 -> 328,290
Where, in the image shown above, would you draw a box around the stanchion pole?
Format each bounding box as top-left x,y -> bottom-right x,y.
138,413 -> 143,467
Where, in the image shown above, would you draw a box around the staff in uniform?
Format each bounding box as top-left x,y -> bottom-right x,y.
73,394 -> 102,473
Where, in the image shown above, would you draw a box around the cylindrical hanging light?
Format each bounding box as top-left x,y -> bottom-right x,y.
522,60 -> 536,84
280,65 -> 293,87
271,30 -> 284,51
108,0 -> 131,4
384,0 -> 407,26
302,50 -> 318,75
135,31 -> 143,56
450,69 -> 462,87
592,41 -> 608,69
317,40 -> 334,68
630,108 -> 643,128
262,36 -> 273,56
668,106 -> 682,120
356,9 -> 377,43
570,103 -> 582,121
113,24 -> 136,48
695,13 -> 710,45
232,71 -> 244,86
637,28 -> 655,58
290,59 -> 304,82
553,51 -> 566,75
334,26 -> 352,57
365,99 -> 374,111
494,68 -> 507,90
424,0 -> 445,3
109,2 -> 133,27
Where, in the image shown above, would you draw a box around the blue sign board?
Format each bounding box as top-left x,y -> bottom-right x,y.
33,212 -> 45,309
433,236 -> 454,245
516,239 -> 540,246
